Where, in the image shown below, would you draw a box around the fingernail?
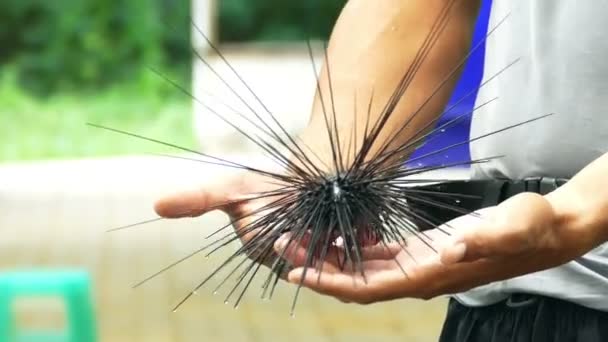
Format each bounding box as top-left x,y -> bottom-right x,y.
287,269 -> 303,284
275,235 -> 290,252
441,242 -> 467,265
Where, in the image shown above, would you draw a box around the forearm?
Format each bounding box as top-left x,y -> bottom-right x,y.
546,152 -> 608,248
299,0 -> 481,164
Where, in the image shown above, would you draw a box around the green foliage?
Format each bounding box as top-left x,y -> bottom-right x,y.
0,0 -> 191,96
0,0 -> 343,96
219,0 -> 345,42
0,67 -> 194,161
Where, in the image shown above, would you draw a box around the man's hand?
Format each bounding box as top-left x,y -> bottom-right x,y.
273,192 -> 598,304
154,171 -> 282,254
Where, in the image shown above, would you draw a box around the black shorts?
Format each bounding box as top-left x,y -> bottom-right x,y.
439,294 -> 608,342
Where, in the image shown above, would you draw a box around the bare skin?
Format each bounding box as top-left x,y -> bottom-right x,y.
155,0 -> 608,304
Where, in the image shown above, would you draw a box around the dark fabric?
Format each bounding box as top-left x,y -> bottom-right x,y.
439,295 -> 608,342
409,177 -> 568,231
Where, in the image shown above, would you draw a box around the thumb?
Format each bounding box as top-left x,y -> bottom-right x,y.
154,176 -> 241,218
440,192 -> 554,265
439,209 -> 504,265
440,227 -> 510,264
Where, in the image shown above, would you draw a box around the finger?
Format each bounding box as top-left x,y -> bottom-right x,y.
432,205 -> 496,265
287,267 -> 366,300
362,243 -> 404,260
274,233 -> 342,273
286,262 -> 406,303
154,188 -> 225,218
439,217 -> 497,265
439,236 -> 468,265
274,232 -> 318,267
274,233 -> 403,269
154,177 -> 237,218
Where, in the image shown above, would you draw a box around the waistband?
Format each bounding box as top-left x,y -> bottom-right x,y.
410,177 -> 569,230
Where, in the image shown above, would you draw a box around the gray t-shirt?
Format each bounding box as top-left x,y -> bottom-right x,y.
459,0 -> 608,310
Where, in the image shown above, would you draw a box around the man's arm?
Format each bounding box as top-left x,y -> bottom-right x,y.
298,0 -> 482,163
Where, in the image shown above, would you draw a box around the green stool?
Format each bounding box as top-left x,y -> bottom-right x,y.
0,270 -> 97,342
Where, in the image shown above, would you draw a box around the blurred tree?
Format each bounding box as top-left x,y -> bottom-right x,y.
0,0 -> 343,96
0,0 -> 190,95
219,0 -> 345,42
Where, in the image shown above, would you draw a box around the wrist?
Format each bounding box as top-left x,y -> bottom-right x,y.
294,120 -> 352,172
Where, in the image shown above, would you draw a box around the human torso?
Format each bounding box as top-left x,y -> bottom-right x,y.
461,0 -> 608,310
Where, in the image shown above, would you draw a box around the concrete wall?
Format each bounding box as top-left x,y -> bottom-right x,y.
190,0 -> 325,156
